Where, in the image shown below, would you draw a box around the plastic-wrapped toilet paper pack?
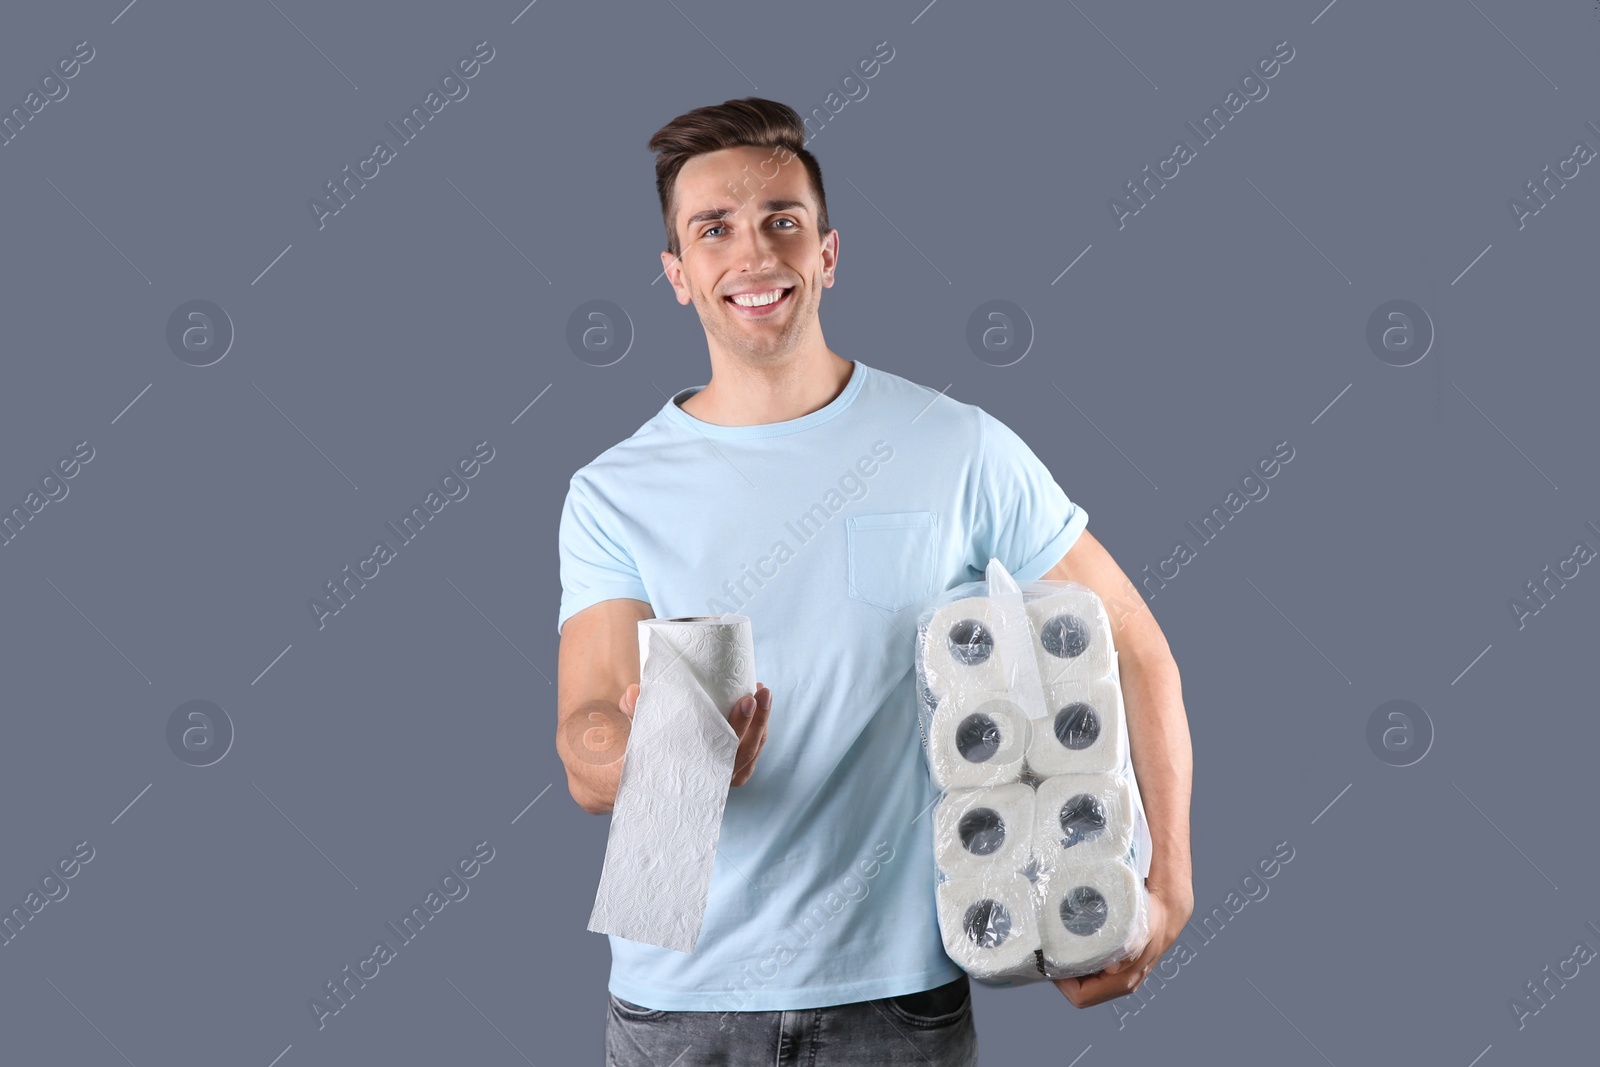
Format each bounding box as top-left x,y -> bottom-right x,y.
1038,860 -> 1147,975
934,783 -> 1036,878
1026,676 -> 1128,776
1025,585 -> 1117,684
587,616 -> 755,953
936,873 -> 1043,980
919,596 -> 1045,711
927,692 -> 1031,789
1032,773 -> 1136,869
915,559 -> 1153,984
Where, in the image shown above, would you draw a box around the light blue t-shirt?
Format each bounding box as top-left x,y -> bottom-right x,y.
557,360 -> 1088,1012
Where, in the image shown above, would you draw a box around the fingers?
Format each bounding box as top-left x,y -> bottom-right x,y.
749,686 -> 771,750
1055,962 -> 1152,1008
730,695 -> 758,784
731,687 -> 772,786
749,685 -> 772,734
620,684 -> 639,717
732,693 -> 757,732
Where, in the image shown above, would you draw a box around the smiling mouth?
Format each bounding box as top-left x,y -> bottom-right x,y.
725,287 -> 794,315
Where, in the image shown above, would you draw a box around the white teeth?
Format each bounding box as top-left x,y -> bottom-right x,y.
730,288 -> 785,307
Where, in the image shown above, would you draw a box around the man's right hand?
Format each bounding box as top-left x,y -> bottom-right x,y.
621,680 -> 772,786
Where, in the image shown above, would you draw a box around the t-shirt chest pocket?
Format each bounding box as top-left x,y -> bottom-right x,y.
845,511 -> 938,613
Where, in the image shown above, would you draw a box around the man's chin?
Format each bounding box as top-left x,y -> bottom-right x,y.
710,330 -> 799,362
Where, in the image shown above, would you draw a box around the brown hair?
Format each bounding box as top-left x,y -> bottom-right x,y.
647,97 -> 830,260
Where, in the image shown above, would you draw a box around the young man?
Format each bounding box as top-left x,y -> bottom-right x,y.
557,97 -> 1194,1066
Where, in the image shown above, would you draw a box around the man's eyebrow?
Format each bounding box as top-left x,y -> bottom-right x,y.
683,198 -> 810,228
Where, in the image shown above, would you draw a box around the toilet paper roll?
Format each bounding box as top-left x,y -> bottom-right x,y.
587,616 -> 755,953
1026,587 -> 1116,684
1038,860 -> 1146,975
1032,773 -> 1136,870
637,615 -> 757,722
936,873 -> 1043,980
1025,677 -> 1128,777
920,597 -> 1038,703
927,693 -> 1030,789
934,783 -> 1036,878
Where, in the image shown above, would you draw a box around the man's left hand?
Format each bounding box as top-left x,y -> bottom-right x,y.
1052,882 -> 1193,1008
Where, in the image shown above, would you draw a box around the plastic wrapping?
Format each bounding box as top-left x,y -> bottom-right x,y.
915,559 -> 1151,985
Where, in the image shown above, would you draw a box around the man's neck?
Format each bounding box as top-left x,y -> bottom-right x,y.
679,350 -> 855,427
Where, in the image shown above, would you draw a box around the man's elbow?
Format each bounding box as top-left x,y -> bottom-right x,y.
1123,636 -> 1183,700
574,792 -> 614,816
1123,626 -> 1177,674
565,769 -> 615,815
556,710 -> 622,814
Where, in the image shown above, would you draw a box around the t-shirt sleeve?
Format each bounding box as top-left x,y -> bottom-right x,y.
972,406 -> 1089,584
556,473 -> 650,635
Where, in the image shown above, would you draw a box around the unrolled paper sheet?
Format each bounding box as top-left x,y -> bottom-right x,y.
586,615 -> 755,953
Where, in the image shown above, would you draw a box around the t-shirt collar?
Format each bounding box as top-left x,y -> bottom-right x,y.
662,360 -> 867,440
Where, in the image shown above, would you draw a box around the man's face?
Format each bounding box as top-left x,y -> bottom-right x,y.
661,145 -> 838,363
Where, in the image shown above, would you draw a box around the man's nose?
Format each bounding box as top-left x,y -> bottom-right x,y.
732,218 -> 778,272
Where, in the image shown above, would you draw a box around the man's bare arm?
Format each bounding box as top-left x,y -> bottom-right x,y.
556,598 -> 654,814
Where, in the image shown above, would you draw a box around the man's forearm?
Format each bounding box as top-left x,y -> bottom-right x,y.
1117,644 -> 1193,904
557,698 -> 631,814
555,600 -> 652,814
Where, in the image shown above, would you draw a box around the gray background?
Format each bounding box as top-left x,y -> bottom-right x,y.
2,0 -> 1596,1064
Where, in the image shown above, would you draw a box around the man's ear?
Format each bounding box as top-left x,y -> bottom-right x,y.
820,229 -> 840,288
660,249 -> 693,305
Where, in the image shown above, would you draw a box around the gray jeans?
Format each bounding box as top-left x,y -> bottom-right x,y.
604,974 -> 978,1066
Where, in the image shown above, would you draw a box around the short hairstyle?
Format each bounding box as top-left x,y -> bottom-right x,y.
647,97 -> 830,260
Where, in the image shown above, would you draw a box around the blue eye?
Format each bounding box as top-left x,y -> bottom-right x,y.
704,217 -> 797,239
